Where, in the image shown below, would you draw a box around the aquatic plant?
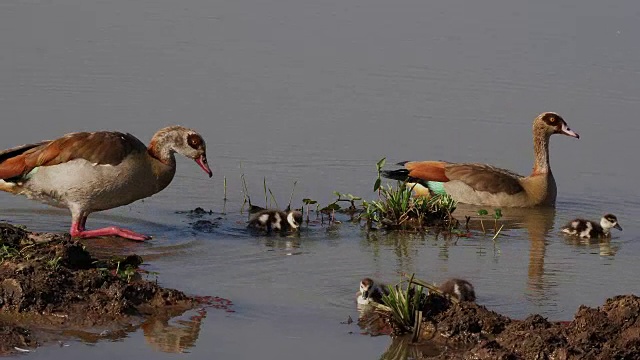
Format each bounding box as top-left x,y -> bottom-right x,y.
332,192 -> 362,213
286,181 -> 297,211
371,275 -> 447,339
240,169 -> 299,215
223,176 -> 227,201
302,198 -> 318,223
375,277 -> 428,333
361,181 -> 457,231
477,209 -> 489,233
374,157 -> 387,193
238,157 -> 457,232
240,171 -> 251,212
477,208 -> 505,240
320,203 -> 341,224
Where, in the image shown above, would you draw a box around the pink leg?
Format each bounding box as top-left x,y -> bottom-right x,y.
70,219 -> 151,242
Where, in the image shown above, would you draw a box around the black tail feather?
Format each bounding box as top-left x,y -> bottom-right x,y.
381,169 -> 411,181
0,142 -> 46,164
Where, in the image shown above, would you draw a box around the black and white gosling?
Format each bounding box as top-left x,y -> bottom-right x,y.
439,278 -> 476,302
247,209 -> 303,233
356,278 -> 390,306
561,214 -> 622,239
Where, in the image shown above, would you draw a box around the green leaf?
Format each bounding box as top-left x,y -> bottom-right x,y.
322,203 -> 341,211
477,209 -> 489,216
374,178 -> 381,192
376,157 -> 387,170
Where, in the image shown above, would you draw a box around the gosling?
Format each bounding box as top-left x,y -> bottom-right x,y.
439,278 -> 476,302
356,278 -> 390,305
561,214 -> 622,239
247,209 -> 303,233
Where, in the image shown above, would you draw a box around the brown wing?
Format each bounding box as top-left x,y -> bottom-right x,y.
404,161 -> 450,182
444,163 -> 524,195
0,142 -> 52,179
0,131 -> 146,180
0,142 -> 51,164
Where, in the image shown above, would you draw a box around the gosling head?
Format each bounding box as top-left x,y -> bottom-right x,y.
359,278 -> 375,299
286,210 -> 303,230
601,214 -> 622,233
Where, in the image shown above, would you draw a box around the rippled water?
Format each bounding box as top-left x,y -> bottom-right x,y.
2,0 -> 640,358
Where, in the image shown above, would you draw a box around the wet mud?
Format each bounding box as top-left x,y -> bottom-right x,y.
361,293 -> 640,359
0,223 -> 229,355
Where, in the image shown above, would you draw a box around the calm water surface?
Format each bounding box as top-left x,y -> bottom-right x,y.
1,0 -> 640,358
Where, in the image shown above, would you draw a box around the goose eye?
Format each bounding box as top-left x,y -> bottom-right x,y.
549,117 -> 556,123
187,134 -> 203,149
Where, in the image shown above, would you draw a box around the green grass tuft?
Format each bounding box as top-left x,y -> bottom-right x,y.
361,181 -> 457,231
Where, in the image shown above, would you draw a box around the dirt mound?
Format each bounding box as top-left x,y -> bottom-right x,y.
452,295 -> 640,359
362,292 -> 640,359
0,223 -> 203,355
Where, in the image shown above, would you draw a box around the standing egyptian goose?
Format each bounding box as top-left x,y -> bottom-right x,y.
561,214 -> 622,239
0,126 -> 212,241
382,112 -> 579,207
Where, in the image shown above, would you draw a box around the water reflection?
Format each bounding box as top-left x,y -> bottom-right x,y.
60,308 -> 206,354
360,205 -> 565,304
562,236 -> 620,257
362,231 -> 428,270
262,234 -> 304,256
378,336 -> 441,360
141,309 -> 206,354
356,306 -> 444,359
444,205 -> 558,300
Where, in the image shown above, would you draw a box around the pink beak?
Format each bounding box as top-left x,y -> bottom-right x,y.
195,155 -> 213,177
561,123 -> 580,139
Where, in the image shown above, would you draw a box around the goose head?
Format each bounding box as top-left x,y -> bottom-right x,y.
534,112 -> 580,139
151,126 -> 213,177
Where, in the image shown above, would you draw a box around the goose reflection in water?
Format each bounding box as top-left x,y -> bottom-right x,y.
141,309 -> 206,353
359,204 -> 624,308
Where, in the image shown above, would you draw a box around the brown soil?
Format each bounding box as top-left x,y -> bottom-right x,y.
0,223 -> 224,356
4,222 -> 639,358
360,293 -> 640,359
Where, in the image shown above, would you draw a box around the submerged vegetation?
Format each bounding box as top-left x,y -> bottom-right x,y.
233,158 -> 514,236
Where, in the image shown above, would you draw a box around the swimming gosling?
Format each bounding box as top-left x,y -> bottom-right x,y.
439,278 -> 476,302
561,214 -> 622,239
356,278 -> 390,305
247,209 -> 302,233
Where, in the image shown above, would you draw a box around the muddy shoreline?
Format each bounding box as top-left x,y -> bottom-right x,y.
361,291 -> 640,359
3,223 -> 640,358
0,223 -> 224,355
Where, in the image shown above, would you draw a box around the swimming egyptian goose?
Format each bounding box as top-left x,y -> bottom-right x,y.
356,277 -> 390,305
382,112 -> 579,207
439,278 -> 476,302
0,126 -> 212,241
561,214 -> 622,239
247,209 -> 303,234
